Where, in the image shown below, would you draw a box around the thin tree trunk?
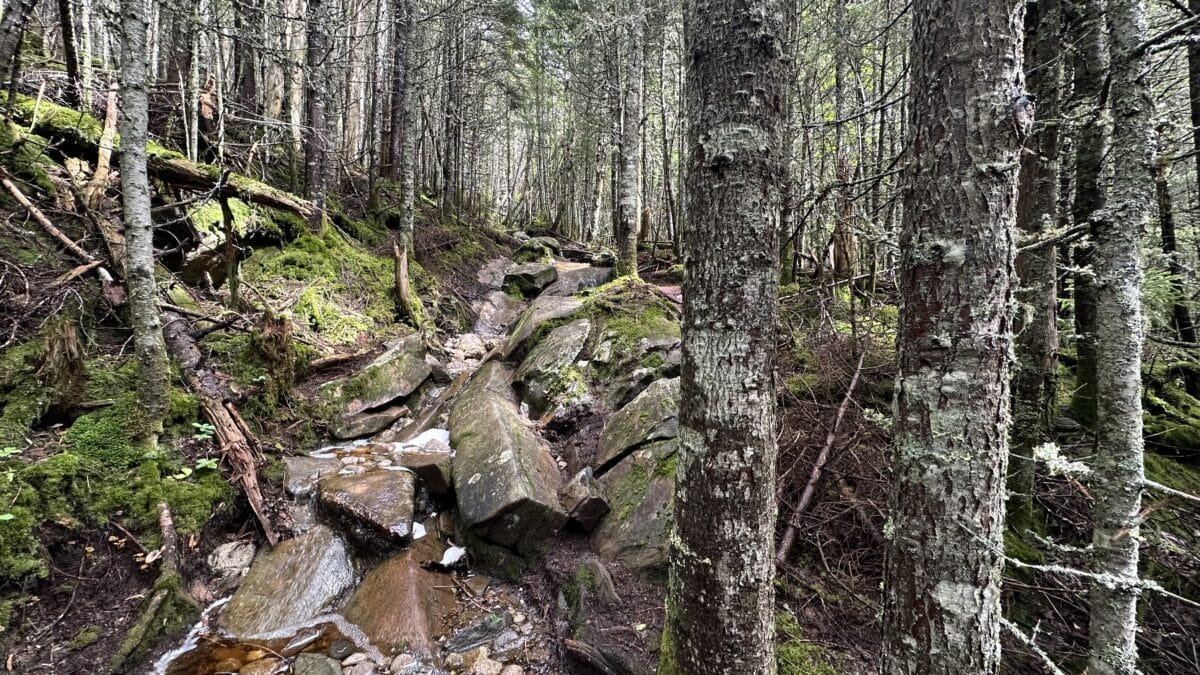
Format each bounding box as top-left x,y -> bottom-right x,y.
880,1 -> 1028,673
1153,157 -> 1199,396
118,0 -> 169,429
660,0 -> 787,671
614,0 -> 643,278
1011,0 -> 1062,525
58,0 -> 80,106
0,0 -> 37,80
1088,0 -> 1150,671
304,0 -> 329,228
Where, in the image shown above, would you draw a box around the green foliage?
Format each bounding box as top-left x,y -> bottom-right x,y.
0,121 -> 57,195
776,610 -> 838,675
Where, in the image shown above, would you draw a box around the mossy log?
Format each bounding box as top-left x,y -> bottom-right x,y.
162,310 -> 278,544
3,93 -> 316,221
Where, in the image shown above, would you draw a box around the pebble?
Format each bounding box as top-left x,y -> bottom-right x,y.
238,658 -> 281,675
328,640 -> 356,660
389,654 -> 418,671
511,612 -> 525,624
461,646 -> 489,670
499,667 -> 524,675
492,629 -> 523,654
345,663 -> 376,675
342,652 -> 371,666
471,658 -> 504,675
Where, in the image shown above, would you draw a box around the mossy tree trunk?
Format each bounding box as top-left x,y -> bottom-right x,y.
304,0 -> 330,228
880,1 -> 1027,673
118,0 -> 170,430
661,0 -> 787,672
1087,0 -> 1151,671
1011,0 -> 1062,525
614,0 -> 643,279
0,0 -> 37,80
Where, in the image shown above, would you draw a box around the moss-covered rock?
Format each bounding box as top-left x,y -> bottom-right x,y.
318,333 -> 431,418
514,319 -> 591,416
595,377 -> 679,469
776,610 -> 839,675
591,439 -> 678,574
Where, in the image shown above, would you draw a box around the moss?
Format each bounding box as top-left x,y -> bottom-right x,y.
1143,383 -> 1200,451
0,121 -> 57,195
609,462 -> 652,522
0,337 -> 50,447
67,624 -> 103,651
776,610 -> 838,675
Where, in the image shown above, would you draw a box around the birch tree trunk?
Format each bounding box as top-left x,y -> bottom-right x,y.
660,0 -> 787,671
614,0 -> 643,278
1088,0 -> 1150,671
880,1 -> 1028,673
1011,0 -> 1061,525
118,0 -> 169,428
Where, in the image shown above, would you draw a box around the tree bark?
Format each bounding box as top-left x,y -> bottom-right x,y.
1152,156 -> 1199,394
614,0 -> 643,278
1011,0 -> 1062,525
880,1 -> 1028,674
57,0 -> 81,107
304,0 -> 329,228
1066,0 -> 1108,425
1088,0 -> 1150,671
0,0 -> 38,79
118,0 -> 170,428
660,0 -> 787,672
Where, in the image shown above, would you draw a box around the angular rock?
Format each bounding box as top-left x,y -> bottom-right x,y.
446,613 -> 511,653
503,263 -> 557,296
391,440 -> 453,493
543,266 -> 614,296
595,377 -> 679,469
474,290 -> 525,336
218,525 -> 355,638
449,362 -> 566,554
591,440 -> 678,572
514,319 -> 590,415
320,334 -> 432,416
561,469 -> 609,532
239,658 -> 282,675
502,295 -> 585,359
293,653 -> 343,675
208,540 -> 256,577
332,404 -> 410,440
318,471 -> 416,549
284,456 -> 344,498
513,237 -> 559,263
340,536 -> 456,659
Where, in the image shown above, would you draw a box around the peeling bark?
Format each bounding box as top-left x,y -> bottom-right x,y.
880,1 -> 1028,673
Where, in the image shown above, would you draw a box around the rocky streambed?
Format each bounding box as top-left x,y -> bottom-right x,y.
157,243 -> 684,675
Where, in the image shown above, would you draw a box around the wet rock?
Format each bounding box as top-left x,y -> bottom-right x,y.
340,536 -> 456,659
514,319 -> 591,415
391,440 -> 453,494
462,575 -> 490,597
503,263 -> 558,296
502,295 -> 585,358
474,291 -> 524,335
543,266 -> 614,296
499,667 -> 524,675
238,657 -> 281,675
288,500 -> 320,534
328,640 -> 356,660
492,629 -> 524,655
513,237 -> 559,263
595,378 -> 680,469
446,613 -> 511,653
332,405 -> 410,440
344,663 -> 376,675
591,440 -> 678,572
208,540 -> 256,577
318,471 -> 416,549
284,456 -> 343,498
293,653 -> 343,675
320,334 -> 432,416
449,363 -> 566,554
561,469 -> 609,532
218,525 -> 356,639
471,658 -> 504,675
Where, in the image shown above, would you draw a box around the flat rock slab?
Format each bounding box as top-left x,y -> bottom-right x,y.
449,362 -> 566,555
320,334 -> 432,415
285,456 -> 345,498
218,525 -> 355,639
474,290 -> 525,336
332,404 -> 410,440
391,440 -> 453,493
543,266 -> 614,296
319,471 -> 416,549
340,535 -> 456,659
503,263 -> 557,296
591,440 -> 678,573
595,377 -> 680,469
514,319 -> 591,416
502,295 -> 584,359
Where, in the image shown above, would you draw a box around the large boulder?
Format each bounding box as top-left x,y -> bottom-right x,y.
513,237 -> 560,263
340,534 -> 457,659
449,362 -> 566,555
474,290 -> 525,336
319,334 -> 432,416
591,440 -> 678,573
318,470 -> 417,550
502,295 -> 584,359
283,456 -> 343,498
218,525 -> 355,638
331,404 -> 410,440
595,377 -> 679,469
513,319 -> 591,416
390,439 -> 454,494
543,266 -> 614,297
503,263 -> 558,296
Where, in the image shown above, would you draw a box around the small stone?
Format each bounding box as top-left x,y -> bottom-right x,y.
461,646 -> 489,670
462,575 -> 490,597
447,613 -> 510,652
342,652 -> 370,666
208,540 -> 256,577
492,629 -> 523,655
328,640 -> 355,659
500,667 -> 524,675
471,658 -> 504,675
444,653 -> 465,669
345,663 -> 376,675
214,657 -> 243,673
238,658 -> 281,675
292,653 -> 343,675
511,612 -> 525,624
389,654 -> 417,671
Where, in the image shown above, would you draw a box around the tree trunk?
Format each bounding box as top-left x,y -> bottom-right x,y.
660,0 -> 787,672
880,1 -> 1027,674
1088,0 -> 1150,671
614,0 -> 643,278
0,0 -> 39,79
58,0 -> 80,107
1011,0 -> 1062,525
304,0 -> 329,228
118,0 -> 170,428
1067,0 -> 1108,426
1153,156 -> 1198,397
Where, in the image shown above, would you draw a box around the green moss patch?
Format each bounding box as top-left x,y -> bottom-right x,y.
776,609 -> 839,675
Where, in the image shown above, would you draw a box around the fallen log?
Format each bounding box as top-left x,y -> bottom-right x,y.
162,309 -> 278,545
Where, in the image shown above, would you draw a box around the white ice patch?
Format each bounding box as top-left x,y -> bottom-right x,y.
440,546 -> 467,567
412,522 -> 427,540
